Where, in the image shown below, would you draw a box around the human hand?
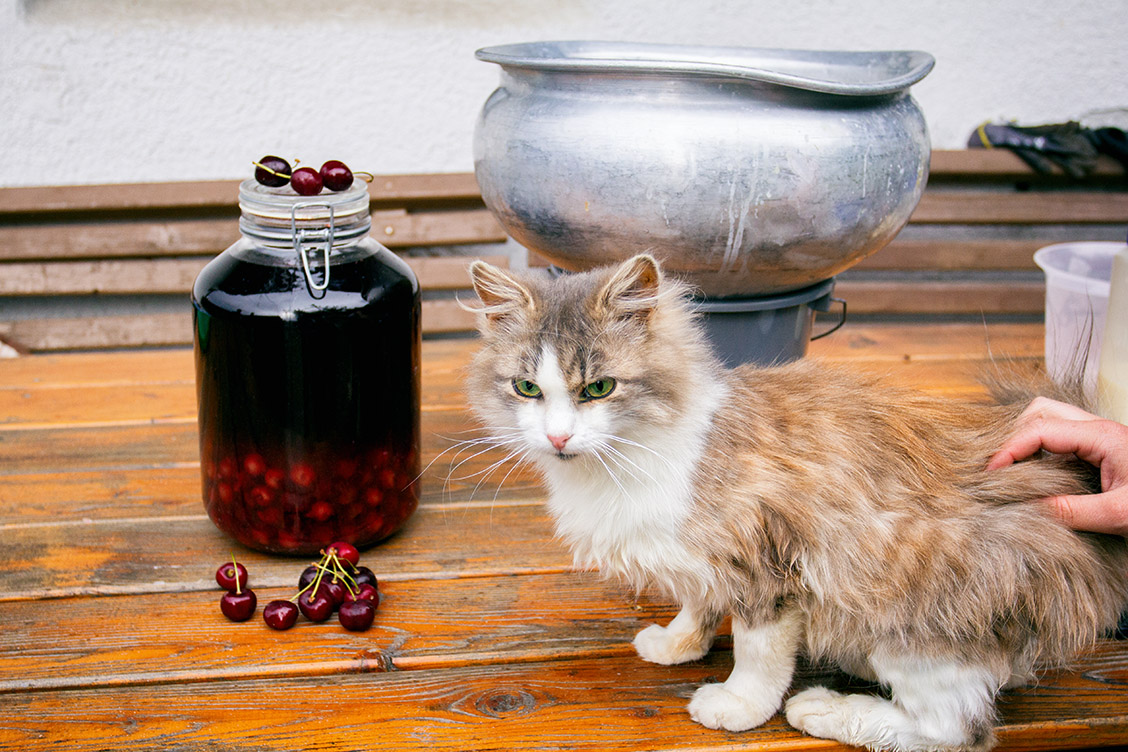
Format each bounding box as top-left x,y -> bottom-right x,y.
987,397 -> 1128,536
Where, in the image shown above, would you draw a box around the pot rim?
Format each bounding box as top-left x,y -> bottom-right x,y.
475,40 -> 934,97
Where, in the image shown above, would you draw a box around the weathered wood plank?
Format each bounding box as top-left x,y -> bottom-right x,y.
0,502 -> 568,600
0,257 -> 207,295
0,324 -> 1044,386
911,191 -> 1128,224
857,239 -> 1043,271
0,217 -> 230,260
0,461 -> 543,524
0,208 -> 504,262
0,653 -> 840,752
0,572 -> 670,693
930,149 -> 1126,179
808,322 -> 1044,361
0,312 -> 195,351
0,646 -> 1124,752
0,173 -> 485,215
0,325 -> 1046,428
833,279 -> 1045,315
0,285 -> 1044,353
0,253 -> 503,296
0,356 -> 1021,430
0,299 -> 481,351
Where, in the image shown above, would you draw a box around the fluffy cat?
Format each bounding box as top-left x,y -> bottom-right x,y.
464,254 -> 1128,752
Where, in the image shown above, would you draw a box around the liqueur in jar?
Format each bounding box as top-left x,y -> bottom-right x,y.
192,176 -> 420,554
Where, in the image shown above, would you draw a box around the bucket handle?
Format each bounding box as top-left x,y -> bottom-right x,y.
811,296 -> 847,341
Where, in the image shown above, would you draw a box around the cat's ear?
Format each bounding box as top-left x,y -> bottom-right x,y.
598,254 -> 663,320
467,260 -> 536,327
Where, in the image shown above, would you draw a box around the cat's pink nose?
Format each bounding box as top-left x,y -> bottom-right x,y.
547,433 -> 572,451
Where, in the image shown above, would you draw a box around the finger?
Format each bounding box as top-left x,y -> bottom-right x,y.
994,417 -> 1112,469
985,420 -> 1068,470
1043,493 -> 1128,537
1018,397 -> 1100,425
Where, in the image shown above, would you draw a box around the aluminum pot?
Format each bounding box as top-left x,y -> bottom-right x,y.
473,41 -> 934,297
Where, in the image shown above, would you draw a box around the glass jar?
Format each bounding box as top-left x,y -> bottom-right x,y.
192,178 -> 421,555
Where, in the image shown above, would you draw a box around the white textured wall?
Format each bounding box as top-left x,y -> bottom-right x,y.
1,0 -> 1125,188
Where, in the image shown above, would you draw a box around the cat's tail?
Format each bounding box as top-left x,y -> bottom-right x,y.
978,355 -> 1093,413
963,358 -> 1102,503
963,453 -> 1101,505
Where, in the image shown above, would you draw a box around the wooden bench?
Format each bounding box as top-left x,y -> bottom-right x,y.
838,149 -> 1128,317
1,151 -> 1126,352
0,174 -> 514,352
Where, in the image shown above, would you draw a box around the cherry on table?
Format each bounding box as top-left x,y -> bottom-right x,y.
290,167 -> 323,196
298,590 -> 334,622
338,599 -> 375,631
327,541 -> 360,567
263,599 -> 299,630
353,566 -> 377,588
298,564 -> 320,590
220,589 -> 257,621
319,580 -> 347,608
215,561 -> 249,591
345,583 -> 379,607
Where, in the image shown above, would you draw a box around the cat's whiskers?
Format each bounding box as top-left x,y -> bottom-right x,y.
469,446 -> 534,507
427,428 -> 525,501
591,438 -> 656,488
488,448 -> 535,505
604,434 -> 680,474
584,445 -> 632,496
423,428 -> 523,477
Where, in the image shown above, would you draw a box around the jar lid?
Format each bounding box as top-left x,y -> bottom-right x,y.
238,178 -> 373,291
238,178 -> 372,245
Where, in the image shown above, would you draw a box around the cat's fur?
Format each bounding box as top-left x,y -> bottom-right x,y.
465,254 -> 1128,752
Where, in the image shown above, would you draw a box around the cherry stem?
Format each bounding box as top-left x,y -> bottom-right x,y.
289,549 -> 358,602
230,553 -> 241,595
251,161 -> 291,179
354,171 -> 375,183
327,552 -> 358,594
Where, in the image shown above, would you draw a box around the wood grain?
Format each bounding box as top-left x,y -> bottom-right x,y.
2,320 -> 1128,751
0,648 -> 1124,752
0,173 -> 486,215
833,279 -> 1045,315
929,149 -> 1126,179
0,571 -> 673,692
911,191 -> 1128,224
0,502 -> 569,600
0,299 -> 482,351
0,209 -> 504,263
856,239 -> 1044,271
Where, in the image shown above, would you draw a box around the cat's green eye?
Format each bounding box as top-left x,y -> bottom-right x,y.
581,378 -> 616,401
513,379 -> 542,398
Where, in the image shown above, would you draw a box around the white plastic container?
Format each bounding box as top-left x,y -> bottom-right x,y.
1097,243 -> 1128,423
1033,242 -> 1119,392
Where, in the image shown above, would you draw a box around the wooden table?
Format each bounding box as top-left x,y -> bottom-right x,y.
2,321 -> 1126,751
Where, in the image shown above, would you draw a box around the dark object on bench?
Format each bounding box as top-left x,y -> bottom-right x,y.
970,121 -> 1128,178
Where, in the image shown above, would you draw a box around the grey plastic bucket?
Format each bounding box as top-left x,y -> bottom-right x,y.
694,278 -> 844,367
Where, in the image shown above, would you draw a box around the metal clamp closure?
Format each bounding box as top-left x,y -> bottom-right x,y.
292,201 -> 335,291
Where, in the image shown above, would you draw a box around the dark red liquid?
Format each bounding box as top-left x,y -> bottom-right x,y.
192,244 -> 420,554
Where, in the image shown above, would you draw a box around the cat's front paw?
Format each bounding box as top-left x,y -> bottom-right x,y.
785,686 -> 886,748
633,623 -> 709,665
784,686 -> 844,738
688,683 -> 778,732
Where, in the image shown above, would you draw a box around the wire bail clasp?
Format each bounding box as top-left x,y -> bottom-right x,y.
292,201 -> 335,291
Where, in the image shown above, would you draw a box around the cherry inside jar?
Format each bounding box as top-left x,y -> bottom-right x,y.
192,179 -> 421,554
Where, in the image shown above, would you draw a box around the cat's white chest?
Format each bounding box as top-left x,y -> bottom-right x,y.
540,437 -> 709,594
